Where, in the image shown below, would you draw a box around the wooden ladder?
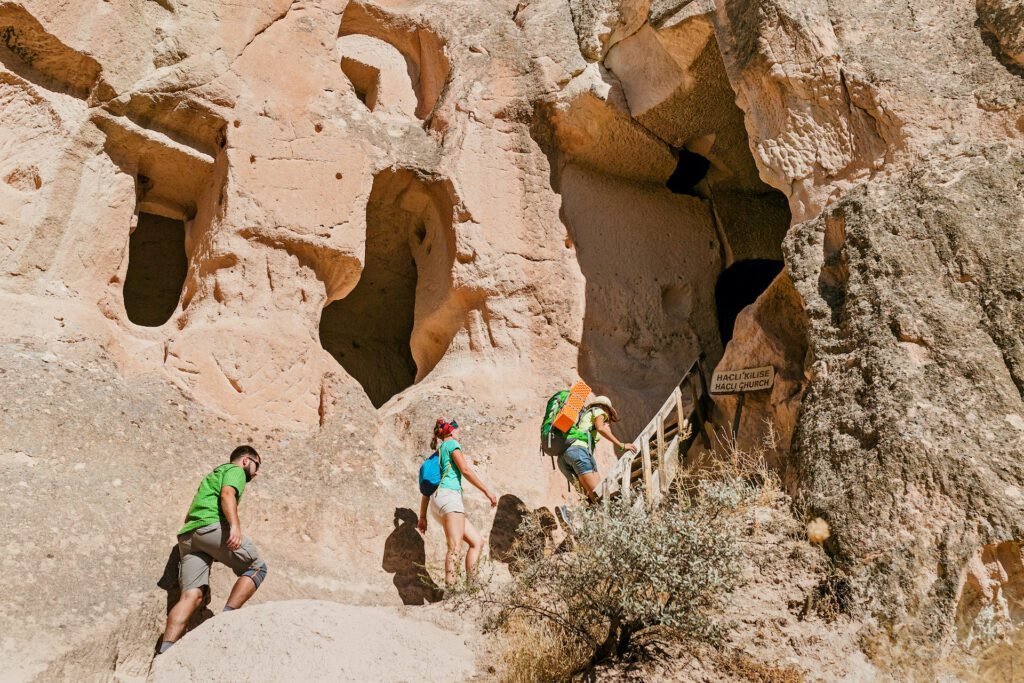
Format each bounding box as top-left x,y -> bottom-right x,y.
594,353 -> 712,510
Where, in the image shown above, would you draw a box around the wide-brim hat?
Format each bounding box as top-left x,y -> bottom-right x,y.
587,395 -> 613,410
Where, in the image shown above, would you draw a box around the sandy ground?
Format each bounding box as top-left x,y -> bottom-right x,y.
149,600 -> 485,682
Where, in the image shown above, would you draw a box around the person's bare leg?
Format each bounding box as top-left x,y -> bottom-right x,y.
578,471 -> 601,502
441,511 -> 466,586
224,575 -> 257,610
163,588 -> 204,644
462,518 -> 484,580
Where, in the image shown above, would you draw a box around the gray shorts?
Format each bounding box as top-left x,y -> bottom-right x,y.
177,522 -> 264,592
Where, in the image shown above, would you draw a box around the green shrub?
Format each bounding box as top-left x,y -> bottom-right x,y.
455,477 -> 757,676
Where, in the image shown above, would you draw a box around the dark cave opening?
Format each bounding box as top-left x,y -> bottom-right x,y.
665,149 -> 712,196
123,213 -> 188,327
529,7 -> 798,438
319,181 -> 419,409
715,259 -> 784,346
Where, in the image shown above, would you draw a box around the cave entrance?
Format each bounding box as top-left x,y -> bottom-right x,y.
532,8 -> 798,433
123,212 -> 188,327
320,202 -> 418,409
319,169 -> 459,409
715,259 -> 784,346
665,149 -> 711,196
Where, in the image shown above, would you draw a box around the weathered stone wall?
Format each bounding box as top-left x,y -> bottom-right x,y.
789,148 -> 1024,666
703,0 -> 1024,669
0,0 -> 722,677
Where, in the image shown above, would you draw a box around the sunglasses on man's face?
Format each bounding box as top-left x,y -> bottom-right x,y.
246,457 -> 261,473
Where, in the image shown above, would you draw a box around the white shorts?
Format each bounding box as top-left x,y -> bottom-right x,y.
430,488 -> 465,518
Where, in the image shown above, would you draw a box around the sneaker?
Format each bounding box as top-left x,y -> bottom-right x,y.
555,504 -> 578,535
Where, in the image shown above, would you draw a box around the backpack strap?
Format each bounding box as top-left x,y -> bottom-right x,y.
578,406 -> 597,451
436,443 -> 454,493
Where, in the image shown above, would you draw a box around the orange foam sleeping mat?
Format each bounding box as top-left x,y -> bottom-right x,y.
552,380 -> 592,432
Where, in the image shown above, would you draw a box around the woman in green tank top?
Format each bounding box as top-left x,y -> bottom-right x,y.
558,395 -> 637,502
417,418 -> 498,586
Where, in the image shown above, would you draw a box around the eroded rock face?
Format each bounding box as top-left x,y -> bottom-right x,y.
788,148 -> 1024,665
979,0 -> 1024,66
957,541 -> 1024,649
1,0 -> 1022,679
702,0 -> 1024,670
0,0 -> 590,432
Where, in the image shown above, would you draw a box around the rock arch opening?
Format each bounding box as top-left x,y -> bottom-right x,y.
319,169 -> 460,408
96,94 -> 224,328
338,1 -> 449,120
340,55 -> 380,110
715,259 -> 784,346
537,7 -> 794,435
123,212 -> 188,327
338,34 -> 419,117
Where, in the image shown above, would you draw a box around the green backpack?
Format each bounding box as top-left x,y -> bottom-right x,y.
540,390 -> 593,461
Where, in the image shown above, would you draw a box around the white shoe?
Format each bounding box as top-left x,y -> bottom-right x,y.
556,505 -> 578,535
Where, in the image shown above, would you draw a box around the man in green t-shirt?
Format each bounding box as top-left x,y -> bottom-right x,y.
158,445 -> 267,654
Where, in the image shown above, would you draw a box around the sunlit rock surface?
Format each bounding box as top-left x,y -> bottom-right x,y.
1,0 -> 1022,679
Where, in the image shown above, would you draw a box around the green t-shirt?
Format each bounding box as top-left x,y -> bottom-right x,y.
570,407 -> 609,449
179,463 -> 247,535
437,439 -> 463,492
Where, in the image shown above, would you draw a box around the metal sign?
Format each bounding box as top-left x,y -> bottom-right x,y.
710,365 -> 775,395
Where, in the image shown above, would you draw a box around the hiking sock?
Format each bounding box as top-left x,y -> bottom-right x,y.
222,605 -> 236,612
158,641 -> 175,654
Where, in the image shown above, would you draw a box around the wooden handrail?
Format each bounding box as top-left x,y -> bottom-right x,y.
595,353 -> 709,509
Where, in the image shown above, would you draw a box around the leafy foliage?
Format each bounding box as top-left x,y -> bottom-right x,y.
455,477 -> 759,675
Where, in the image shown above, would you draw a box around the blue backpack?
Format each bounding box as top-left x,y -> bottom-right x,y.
418,450 -> 451,496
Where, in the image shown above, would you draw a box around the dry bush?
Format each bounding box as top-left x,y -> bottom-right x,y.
716,651 -> 806,683
491,615 -> 591,683
695,421 -> 782,507
811,570 -> 852,622
452,446 -> 778,678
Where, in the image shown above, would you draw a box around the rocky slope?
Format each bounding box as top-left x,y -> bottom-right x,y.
150,600 -> 484,682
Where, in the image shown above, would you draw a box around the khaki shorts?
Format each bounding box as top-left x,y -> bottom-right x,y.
429,487 -> 465,518
177,522 -> 264,592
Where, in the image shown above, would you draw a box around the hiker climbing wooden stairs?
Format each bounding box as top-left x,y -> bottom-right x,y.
594,353 -> 713,510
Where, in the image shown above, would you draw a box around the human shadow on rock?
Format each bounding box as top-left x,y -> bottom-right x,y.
382,507 -> 443,605
490,494 -> 557,574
